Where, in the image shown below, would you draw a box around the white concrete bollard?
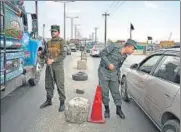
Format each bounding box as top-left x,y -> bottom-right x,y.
64,97 -> 90,124
77,60 -> 87,70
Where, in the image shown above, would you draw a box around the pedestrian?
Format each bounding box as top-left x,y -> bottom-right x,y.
98,39 -> 137,119
40,25 -> 66,112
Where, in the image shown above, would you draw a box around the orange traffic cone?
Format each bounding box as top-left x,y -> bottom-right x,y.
88,85 -> 105,123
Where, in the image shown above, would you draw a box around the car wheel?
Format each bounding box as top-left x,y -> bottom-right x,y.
72,71 -> 88,81
28,59 -> 41,86
120,76 -> 130,102
162,120 -> 180,132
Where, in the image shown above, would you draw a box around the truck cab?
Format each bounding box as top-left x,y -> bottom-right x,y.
0,1 -> 44,99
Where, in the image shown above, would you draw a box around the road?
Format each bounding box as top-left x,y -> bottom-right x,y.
1,52 -> 159,132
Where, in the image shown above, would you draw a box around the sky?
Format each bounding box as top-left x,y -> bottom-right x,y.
24,1 -> 180,42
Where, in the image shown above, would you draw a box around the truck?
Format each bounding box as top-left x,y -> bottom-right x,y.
0,1 -> 44,99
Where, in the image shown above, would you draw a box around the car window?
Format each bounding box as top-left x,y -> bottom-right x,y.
153,56 -> 180,84
138,55 -> 162,74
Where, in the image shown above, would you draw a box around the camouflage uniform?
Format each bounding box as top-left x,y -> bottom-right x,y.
40,25 -> 66,112
98,39 -> 137,119
45,36 -> 66,101
98,44 -> 127,106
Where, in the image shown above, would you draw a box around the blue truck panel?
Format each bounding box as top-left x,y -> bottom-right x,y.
0,51 -> 24,84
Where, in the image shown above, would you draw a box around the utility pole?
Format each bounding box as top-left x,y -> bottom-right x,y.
63,2 -> 66,44
35,1 -> 38,36
102,12 -> 109,47
74,24 -> 80,39
94,27 -> 98,44
74,25 -> 77,39
43,24 -> 45,39
54,1 -> 75,44
89,34 -> 92,40
92,32 -> 94,41
67,16 -> 79,39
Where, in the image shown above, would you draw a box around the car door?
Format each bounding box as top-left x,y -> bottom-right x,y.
127,54 -> 163,108
144,55 -> 180,124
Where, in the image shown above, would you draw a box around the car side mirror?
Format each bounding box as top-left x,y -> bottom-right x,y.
130,63 -> 139,69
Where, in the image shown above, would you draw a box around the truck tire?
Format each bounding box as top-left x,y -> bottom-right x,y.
162,120 -> 180,132
120,76 -> 130,102
28,59 -> 41,86
72,72 -> 88,81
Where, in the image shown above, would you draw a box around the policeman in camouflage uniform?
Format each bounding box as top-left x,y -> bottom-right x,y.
98,39 -> 137,119
40,25 -> 66,112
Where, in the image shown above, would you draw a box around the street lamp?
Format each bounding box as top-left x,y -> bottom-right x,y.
54,1 -> 75,44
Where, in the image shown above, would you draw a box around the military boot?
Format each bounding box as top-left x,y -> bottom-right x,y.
59,100 -> 65,112
116,106 -> 125,119
104,105 -> 110,119
40,98 -> 52,109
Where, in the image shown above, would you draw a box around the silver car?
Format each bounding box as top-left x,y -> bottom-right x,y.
120,48 -> 180,132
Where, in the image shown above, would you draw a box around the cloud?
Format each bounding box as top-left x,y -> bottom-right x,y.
144,1 -> 158,9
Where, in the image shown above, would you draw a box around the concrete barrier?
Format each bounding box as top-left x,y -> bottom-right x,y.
81,52 -> 87,61
77,60 -> 87,70
64,97 -> 90,124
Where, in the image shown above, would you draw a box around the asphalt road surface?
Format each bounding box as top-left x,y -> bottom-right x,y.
1,52 -> 159,132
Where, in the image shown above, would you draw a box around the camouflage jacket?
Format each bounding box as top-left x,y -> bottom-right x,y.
99,44 -> 127,80
41,37 -> 66,63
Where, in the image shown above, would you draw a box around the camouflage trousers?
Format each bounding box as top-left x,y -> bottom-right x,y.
98,67 -> 122,106
45,63 -> 65,101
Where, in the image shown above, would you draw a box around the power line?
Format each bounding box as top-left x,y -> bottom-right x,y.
106,1 -> 117,12
111,1 -> 126,16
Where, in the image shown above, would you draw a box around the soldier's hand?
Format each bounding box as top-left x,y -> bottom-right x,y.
108,64 -> 114,71
47,58 -> 53,65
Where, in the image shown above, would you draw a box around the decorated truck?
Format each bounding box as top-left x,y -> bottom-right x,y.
0,1 -> 44,99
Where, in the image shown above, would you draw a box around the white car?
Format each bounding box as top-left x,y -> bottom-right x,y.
90,45 -> 104,57
69,43 -> 77,52
120,48 -> 180,132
